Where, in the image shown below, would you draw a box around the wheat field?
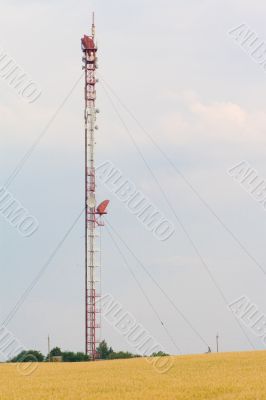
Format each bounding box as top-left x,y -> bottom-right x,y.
0,351 -> 266,400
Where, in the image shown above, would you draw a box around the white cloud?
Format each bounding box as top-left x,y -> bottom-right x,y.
158,91 -> 266,150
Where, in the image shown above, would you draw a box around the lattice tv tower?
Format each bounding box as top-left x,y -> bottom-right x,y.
81,14 -> 109,360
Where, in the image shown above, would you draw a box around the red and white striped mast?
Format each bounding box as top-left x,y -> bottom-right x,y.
81,15 -> 109,360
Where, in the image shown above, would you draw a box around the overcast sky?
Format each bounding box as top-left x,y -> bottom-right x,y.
1,0 -> 266,357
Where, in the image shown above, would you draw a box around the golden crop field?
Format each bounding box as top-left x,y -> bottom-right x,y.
0,351 -> 266,400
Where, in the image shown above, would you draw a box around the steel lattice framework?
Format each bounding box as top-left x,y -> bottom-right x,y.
81,16 -> 109,360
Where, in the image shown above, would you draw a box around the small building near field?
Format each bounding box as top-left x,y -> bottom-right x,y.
51,356 -> 63,362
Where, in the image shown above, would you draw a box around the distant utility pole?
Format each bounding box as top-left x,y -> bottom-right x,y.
48,335 -> 51,362
216,333 -> 219,353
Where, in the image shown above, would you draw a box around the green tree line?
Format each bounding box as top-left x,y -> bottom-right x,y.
9,340 -> 169,363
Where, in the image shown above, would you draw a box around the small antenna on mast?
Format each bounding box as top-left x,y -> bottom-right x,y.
92,12 -> 95,39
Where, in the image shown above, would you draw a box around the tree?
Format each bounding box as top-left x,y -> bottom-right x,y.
75,352 -> 89,362
108,351 -> 134,360
151,351 -> 169,357
96,340 -> 139,360
10,350 -> 44,363
96,340 -> 113,360
46,346 -> 89,362
62,352 -> 76,362
50,347 -> 62,357
62,351 -> 89,362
